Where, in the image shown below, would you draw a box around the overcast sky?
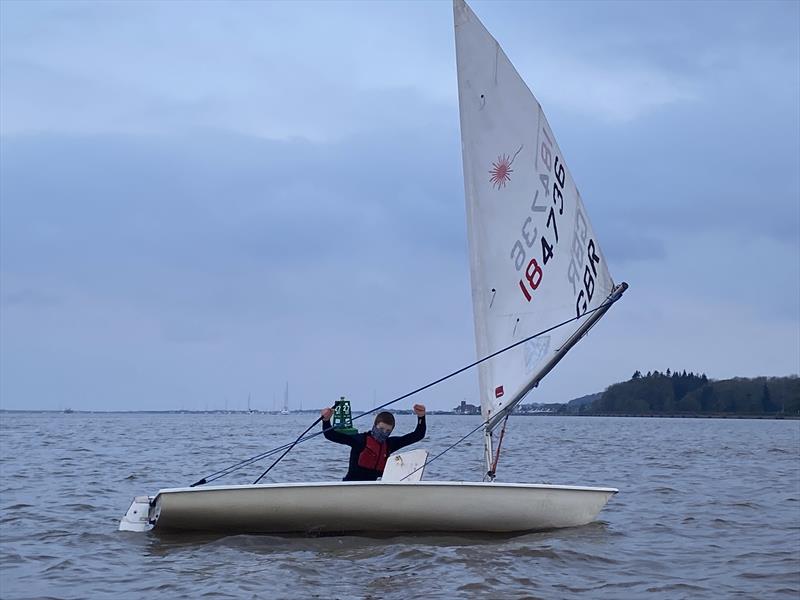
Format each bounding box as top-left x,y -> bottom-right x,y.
1,0 -> 798,412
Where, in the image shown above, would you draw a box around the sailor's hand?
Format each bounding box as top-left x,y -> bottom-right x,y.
321,407 -> 333,420
413,404 -> 426,417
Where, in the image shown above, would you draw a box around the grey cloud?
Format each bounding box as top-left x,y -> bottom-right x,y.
599,227 -> 667,265
0,125 -> 470,340
0,127 -> 479,410
2,288 -> 62,308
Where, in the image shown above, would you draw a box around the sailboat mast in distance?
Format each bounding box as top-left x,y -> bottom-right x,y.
281,382 -> 290,415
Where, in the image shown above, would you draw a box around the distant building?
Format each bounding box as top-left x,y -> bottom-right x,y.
453,400 -> 480,415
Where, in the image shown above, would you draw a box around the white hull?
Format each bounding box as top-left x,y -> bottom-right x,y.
121,481 -> 617,534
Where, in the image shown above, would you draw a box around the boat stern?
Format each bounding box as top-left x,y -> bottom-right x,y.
118,495 -> 155,532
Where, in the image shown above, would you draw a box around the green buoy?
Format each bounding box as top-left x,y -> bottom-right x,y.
333,396 -> 358,435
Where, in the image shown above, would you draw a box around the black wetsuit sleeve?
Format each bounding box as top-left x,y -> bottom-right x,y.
322,419 -> 359,447
389,416 -> 426,452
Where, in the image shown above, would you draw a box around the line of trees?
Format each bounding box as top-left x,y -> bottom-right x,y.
581,371 -> 799,416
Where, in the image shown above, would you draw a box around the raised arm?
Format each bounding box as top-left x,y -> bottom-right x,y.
321,407 -> 359,447
389,404 -> 427,452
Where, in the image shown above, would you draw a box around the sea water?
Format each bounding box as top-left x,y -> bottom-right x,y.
1,413 -> 798,599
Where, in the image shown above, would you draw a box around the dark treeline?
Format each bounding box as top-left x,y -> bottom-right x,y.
576,371 -> 799,416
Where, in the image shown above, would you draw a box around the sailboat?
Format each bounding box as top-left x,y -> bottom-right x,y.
280,382 -> 290,415
119,0 -> 626,535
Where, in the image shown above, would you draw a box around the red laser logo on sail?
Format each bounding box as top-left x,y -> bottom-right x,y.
489,145 -> 523,190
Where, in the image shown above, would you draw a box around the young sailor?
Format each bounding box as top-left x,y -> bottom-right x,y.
320,404 -> 426,481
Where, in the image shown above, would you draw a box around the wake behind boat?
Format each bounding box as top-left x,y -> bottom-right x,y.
120,0 -> 627,536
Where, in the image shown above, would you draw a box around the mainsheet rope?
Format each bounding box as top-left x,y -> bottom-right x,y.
189,297 -> 619,487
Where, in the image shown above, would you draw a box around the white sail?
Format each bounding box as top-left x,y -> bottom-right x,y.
454,0 -> 619,431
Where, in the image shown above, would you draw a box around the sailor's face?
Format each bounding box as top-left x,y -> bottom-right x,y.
375,423 -> 394,435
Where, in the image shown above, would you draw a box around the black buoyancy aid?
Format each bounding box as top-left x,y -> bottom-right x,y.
357,434 -> 388,472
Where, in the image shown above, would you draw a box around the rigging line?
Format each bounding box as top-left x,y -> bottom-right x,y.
400,419 -> 489,482
190,296 -> 620,486
197,430 -> 328,486
350,295 -> 619,424
252,416 -> 324,484
190,429 -> 326,487
190,441 -> 296,486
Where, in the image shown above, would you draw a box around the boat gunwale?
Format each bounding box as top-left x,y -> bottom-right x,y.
154,481 -> 619,497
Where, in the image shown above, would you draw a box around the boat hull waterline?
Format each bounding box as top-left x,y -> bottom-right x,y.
121,481 -> 617,534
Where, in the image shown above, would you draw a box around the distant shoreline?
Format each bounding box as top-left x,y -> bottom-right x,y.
508,412 -> 800,420
1,409 -> 797,420
443,412 -> 800,420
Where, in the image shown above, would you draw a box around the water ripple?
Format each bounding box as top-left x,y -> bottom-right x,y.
1,413 -> 798,599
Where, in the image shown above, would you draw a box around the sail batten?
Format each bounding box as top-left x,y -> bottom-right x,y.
454,0 -> 622,433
